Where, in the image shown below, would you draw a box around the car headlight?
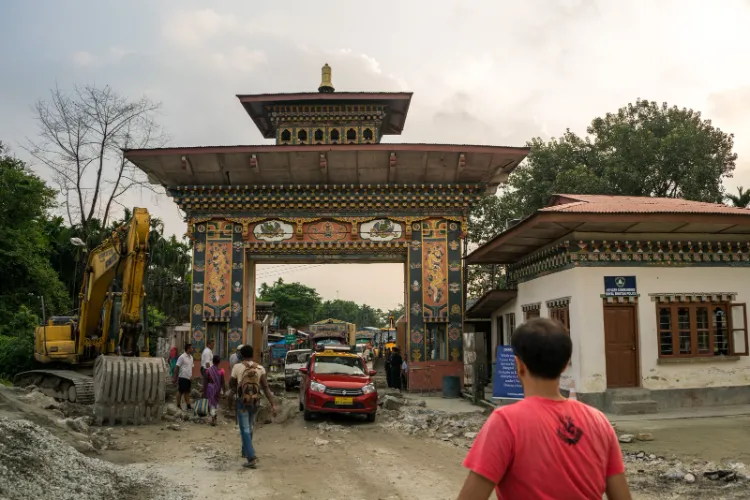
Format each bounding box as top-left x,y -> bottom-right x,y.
310,381 -> 326,393
361,383 -> 376,394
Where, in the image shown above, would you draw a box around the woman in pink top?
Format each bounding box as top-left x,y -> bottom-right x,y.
457,318 -> 632,500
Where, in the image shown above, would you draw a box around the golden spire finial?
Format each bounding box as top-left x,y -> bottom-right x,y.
318,63 -> 335,93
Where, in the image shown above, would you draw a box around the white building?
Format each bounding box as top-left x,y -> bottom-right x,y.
466,194 -> 750,414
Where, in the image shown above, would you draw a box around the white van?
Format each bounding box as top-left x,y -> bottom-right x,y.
284,349 -> 312,391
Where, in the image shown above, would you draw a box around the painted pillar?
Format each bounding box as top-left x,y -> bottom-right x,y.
447,220 -> 463,361
407,220 -> 424,362
190,223 -> 207,354
228,224 -> 244,354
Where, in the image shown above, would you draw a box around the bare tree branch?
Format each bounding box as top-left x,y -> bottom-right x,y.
25,84 -> 166,238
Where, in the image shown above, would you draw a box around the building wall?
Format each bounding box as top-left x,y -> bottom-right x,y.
571,266 -> 750,393
491,268 -> 581,392
490,266 -> 750,400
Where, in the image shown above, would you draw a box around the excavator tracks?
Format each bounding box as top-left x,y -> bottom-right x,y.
14,370 -> 95,404
93,356 -> 168,426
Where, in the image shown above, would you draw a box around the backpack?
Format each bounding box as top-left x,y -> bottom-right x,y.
237,361 -> 262,409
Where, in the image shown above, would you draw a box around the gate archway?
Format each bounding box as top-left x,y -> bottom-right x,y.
126,65 -> 529,390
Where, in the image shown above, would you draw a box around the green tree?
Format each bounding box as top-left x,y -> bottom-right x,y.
315,299 -> 385,327
258,278 -> 322,329
0,143 -> 70,323
467,99 -> 738,297
0,306 -> 38,378
725,186 -> 750,208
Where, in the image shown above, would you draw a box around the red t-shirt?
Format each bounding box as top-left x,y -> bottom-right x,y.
463,397 -> 624,499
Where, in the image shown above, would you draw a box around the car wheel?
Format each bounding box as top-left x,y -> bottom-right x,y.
303,409 -> 314,421
285,384 -> 292,391
366,412 -> 376,423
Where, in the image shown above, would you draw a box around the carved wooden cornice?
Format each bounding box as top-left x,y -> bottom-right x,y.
546,297 -> 571,309
649,292 -> 737,303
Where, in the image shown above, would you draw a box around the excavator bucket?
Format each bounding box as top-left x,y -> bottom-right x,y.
93,356 -> 168,425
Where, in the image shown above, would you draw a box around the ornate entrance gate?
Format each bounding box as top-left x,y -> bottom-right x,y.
126,65 -> 528,390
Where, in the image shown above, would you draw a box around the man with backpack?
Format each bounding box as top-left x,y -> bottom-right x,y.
230,344 -> 277,469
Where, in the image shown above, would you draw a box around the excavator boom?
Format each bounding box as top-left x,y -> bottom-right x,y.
16,207 -> 168,425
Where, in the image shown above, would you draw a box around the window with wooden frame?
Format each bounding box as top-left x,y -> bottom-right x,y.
522,303 -> 541,321
547,298 -> 571,334
524,308 -> 540,320
656,302 -> 748,358
549,307 -> 570,332
506,313 -> 516,341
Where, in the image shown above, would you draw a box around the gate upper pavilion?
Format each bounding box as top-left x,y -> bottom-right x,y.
127,65 -> 529,390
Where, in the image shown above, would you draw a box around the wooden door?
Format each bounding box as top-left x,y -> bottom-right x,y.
603,305 -> 639,388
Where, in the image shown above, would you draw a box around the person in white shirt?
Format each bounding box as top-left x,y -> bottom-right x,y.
229,345 -> 244,370
173,343 -> 194,410
201,340 -> 214,377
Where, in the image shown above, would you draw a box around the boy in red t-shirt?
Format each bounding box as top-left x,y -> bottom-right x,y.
458,318 -> 632,500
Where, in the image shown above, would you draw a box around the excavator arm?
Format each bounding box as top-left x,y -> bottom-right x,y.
77,208 -> 150,357
19,207 -> 167,425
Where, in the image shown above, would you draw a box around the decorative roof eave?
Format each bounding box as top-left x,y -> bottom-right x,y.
466,211 -> 750,265
236,92 -> 414,138
124,143 -> 530,157
465,289 -> 518,318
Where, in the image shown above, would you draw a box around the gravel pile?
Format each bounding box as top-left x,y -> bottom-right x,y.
0,417 -> 191,500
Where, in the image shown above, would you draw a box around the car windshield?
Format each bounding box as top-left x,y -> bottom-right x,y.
286,352 -> 310,364
314,355 -> 365,376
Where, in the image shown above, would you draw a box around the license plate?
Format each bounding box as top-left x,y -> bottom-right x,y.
334,397 -> 354,405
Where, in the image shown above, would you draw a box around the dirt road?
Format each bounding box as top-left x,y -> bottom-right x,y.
105,413 -> 472,500
98,408 -> 749,500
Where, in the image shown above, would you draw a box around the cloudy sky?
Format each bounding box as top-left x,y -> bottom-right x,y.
2,0 -> 750,311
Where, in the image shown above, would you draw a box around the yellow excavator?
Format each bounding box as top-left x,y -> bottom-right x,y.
15,208 -> 168,425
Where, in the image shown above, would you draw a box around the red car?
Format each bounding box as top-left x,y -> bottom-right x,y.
298,346 -> 378,422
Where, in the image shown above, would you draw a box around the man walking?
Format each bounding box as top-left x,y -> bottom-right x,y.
201,339 -> 214,377
230,345 -> 277,469
173,343 -> 194,411
229,344 -> 244,371
457,318 -> 631,500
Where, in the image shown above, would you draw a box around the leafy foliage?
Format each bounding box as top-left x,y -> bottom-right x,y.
315,299 -> 385,327
0,144 -> 70,324
467,99 -> 738,297
725,187 -> 750,208
258,279 -> 322,329
0,307 -> 38,378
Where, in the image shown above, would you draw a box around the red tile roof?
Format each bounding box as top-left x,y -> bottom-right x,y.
541,194 -> 750,215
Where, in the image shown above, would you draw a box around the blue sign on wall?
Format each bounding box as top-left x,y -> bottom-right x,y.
271,345 -> 288,359
604,276 -> 637,296
492,346 -> 524,400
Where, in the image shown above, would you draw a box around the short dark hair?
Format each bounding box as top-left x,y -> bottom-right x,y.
184,343 -> 192,352
212,354 -> 221,365
240,345 -> 253,359
206,339 -> 214,346
511,318 -> 571,380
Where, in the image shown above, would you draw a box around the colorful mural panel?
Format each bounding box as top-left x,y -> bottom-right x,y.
360,219 -> 403,241
422,220 -> 449,320
253,220 -> 293,242
308,220 -> 348,242
204,241 -> 232,316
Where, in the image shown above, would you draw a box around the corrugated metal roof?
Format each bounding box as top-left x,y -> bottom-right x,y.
542,194 -> 750,215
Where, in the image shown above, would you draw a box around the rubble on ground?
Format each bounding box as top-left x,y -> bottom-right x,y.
0,417 -> 191,500
378,400 -> 487,449
622,450 -> 750,494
